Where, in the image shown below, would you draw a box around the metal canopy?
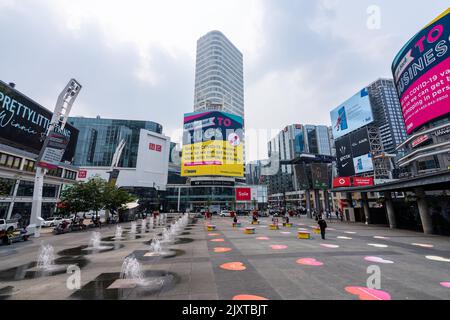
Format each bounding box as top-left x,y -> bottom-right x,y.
330,170 -> 450,193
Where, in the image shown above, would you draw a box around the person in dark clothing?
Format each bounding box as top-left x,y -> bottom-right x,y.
318,217 -> 327,240
233,216 -> 238,224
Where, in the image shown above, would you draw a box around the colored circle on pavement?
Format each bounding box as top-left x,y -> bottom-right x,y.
345,286 -> 391,300
214,247 -> 232,253
220,262 -> 246,271
233,294 -> 268,300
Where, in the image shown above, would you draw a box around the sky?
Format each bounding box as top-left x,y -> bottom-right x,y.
0,0 -> 449,161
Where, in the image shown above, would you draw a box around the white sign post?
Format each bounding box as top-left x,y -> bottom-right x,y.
29,79 -> 82,238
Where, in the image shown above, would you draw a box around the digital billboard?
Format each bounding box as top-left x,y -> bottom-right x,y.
335,136 -> 355,177
0,81 -> 79,162
330,88 -> 374,139
294,164 -> 310,190
392,8 -> 450,134
311,163 -> 329,190
350,128 -> 370,157
353,153 -> 374,174
181,111 -> 244,177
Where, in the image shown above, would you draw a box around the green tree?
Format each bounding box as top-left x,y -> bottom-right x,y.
103,183 -> 136,220
59,177 -> 137,220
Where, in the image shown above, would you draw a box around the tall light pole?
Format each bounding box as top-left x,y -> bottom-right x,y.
29,79 -> 82,237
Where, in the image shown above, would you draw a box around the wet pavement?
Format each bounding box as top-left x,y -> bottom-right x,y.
0,215 -> 449,300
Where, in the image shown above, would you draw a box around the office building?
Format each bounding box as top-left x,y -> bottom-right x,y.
267,124 -> 333,209
68,117 -> 163,168
368,79 -> 408,154
193,31 -> 244,118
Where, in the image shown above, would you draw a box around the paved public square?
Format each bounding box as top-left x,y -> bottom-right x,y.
0,215 -> 449,300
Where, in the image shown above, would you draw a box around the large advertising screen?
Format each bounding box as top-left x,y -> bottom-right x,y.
311,163 -> 329,190
392,8 -> 450,134
350,128 -> 370,157
330,88 -> 374,139
294,163 -> 310,190
181,111 -> 244,177
335,135 -> 355,177
0,81 -> 79,162
353,153 -> 374,174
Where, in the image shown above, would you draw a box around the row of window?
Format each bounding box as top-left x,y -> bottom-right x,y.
0,152 -> 77,180
0,178 -> 60,198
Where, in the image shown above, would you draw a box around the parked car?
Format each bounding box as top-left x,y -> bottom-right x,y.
219,210 -> 232,217
76,210 -> 106,220
0,219 -> 18,232
42,217 -> 66,228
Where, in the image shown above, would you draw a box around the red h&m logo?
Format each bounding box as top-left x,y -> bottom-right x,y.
149,143 -> 162,152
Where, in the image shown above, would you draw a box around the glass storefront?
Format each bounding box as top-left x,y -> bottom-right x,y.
0,203 -> 10,219
69,117 -> 163,168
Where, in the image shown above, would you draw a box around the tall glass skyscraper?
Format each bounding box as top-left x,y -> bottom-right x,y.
193,31 -> 244,118
68,116 -> 163,168
368,79 -> 408,153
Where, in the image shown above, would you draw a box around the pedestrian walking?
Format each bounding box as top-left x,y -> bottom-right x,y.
318,216 -> 327,240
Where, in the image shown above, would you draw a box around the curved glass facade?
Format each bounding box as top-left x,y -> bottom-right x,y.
69,117 -> 163,168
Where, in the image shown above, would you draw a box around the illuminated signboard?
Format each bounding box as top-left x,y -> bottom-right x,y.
392,8 -> 450,134
330,88 -> 374,139
181,111 -> 244,177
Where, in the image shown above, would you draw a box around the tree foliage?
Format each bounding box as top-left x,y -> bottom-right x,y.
59,177 -> 136,217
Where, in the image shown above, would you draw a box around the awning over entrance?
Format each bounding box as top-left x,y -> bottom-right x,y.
331,170 -> 450,193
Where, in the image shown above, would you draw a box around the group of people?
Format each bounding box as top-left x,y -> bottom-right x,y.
313,209 -> 343,222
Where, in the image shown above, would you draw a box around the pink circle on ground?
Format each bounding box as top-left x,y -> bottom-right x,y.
208,233 -> 220,236
256,237 -> 270,240
270,245 -> 288,250
210,238 -> 225,242
296,258 -> 324,266
364,256 -> 394,264
345,286 -> 391,300
320,244 -> 339,249
233,294 -> 268,300
440,282 -> 450,288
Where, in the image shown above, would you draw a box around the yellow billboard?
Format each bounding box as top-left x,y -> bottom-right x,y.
181,111 -> 244,177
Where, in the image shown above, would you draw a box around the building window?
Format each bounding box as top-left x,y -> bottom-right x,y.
47,168 -> 63,178
0,153 -> 22,170
64,170 -> 77,180
0,203 -> 10,219
43,184 -> 59,198
0,178 -> 15,197
23,159 -> 36,172
16,181 -> 34,197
